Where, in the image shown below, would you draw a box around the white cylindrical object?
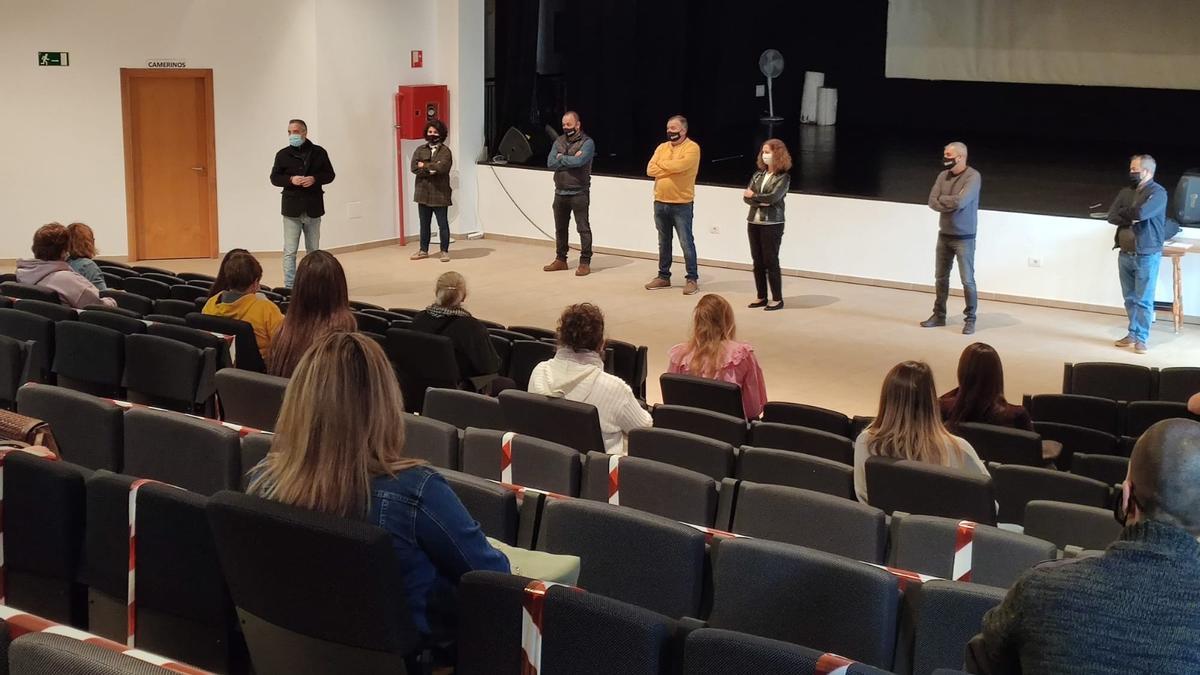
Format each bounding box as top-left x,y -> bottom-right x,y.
816,87 -> 838,126
800,71 -> 825,124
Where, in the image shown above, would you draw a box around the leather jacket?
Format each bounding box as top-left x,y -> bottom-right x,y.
744,171 -> 791,224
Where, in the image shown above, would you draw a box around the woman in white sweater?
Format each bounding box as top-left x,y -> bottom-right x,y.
528,303 -> 652,454
853,360 -> 988,503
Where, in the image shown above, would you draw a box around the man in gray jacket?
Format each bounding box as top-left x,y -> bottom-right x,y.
921,141 -> 982,334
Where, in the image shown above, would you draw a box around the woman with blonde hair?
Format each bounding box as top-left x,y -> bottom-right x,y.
667,293 -> 767,419
65,222 -> 106,290
248,332 -> 509,638
410,271 -> 511,393
853,360 -> 988,503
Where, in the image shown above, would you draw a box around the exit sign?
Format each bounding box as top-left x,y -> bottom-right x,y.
38,52 -> 69,66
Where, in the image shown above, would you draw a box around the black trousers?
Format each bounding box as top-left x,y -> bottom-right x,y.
747,222 -> 784,301
552,192 -> 592,263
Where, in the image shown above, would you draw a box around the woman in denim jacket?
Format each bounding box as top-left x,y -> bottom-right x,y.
248,331 -> 509,638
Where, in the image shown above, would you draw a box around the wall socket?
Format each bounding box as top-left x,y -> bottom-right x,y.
709,225 -> 720,234
1027,257 -> 1042,268
755,84 -> 766,97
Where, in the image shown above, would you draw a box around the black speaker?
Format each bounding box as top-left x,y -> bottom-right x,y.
1174,169 -> 1200,225
497,127 -> 533,164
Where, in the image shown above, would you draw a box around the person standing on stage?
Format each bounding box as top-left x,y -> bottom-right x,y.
645,115 -> 702,295
921,141 -> 982,334
270,119 -> 335,289
744,139 -> 792,311
544,111 -> 596,276
410,120 -> 455,262
1107,154 -> 1169,354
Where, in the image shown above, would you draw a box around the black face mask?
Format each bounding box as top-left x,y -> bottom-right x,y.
1129,172 -> 1143,187
667,132 -> 682,142
426,135 -> 440,144
562,128 -> 577,138
942,158 -> 956,169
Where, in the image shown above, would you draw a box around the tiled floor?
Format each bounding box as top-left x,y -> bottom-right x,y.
156,238 -> 1200,416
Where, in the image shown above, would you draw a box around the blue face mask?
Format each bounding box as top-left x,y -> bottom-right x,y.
288,134 -> 304,147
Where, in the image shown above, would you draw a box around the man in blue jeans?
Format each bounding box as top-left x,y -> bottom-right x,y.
645,115 -> 702,295
270,119 -> 336,288
1107,154 -> 1169,354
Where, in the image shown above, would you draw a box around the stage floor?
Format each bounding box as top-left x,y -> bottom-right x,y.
155,238 -> 1200,416
485,123 -> 1196,221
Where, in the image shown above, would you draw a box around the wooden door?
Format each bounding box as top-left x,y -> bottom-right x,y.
121,69 -> 218,260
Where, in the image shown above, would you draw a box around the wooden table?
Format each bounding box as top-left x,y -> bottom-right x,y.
1163,237 -> 1199,333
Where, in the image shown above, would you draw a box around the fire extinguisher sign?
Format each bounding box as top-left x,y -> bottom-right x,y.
411,50 -> 423,68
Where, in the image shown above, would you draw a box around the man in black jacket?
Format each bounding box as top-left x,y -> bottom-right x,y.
1107,154 -> 1168,354
543,111 -> 596,276
270,119 -> 335,288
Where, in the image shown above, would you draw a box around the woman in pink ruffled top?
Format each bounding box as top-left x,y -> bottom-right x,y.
667,293 -> 768,419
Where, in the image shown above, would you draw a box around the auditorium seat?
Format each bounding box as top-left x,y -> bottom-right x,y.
487,327 -> 537,343
660,372 -> 745,419
401,412 -> 460,470
865,457 -> 997,525
887,514 -> 1056,588
1032,421 -> 1119,470
124,334 -> 216,414
130,265 -> 175,277
653,404 -> 748,448
955,422 -> 1044,466
147,322 -> 233,371
506,339 -> 556,390
0,335 -> 36,409
990,464 -> 1112,525
1027,394 -> 1120,435
14,298 -> 76,323
761,401 -> 853,439
95,259 -> 135,271
736,446 -> 857,500
851,415 -> 875,438
506,324 -> 556,341
168,284 -> 208,303
439,468 -> 520,545
3,451 -> 89,625
101,271 -> 125,289
707,538 -> 900,669
498,389 -> 606,454
102,290 -> 154,316
537,498 -> 707,618
1124,400 -> 1196,437
80,308 -> 147,335
458,570 -> 678,675
730,482 -> 887,563
489,333 -> 512,376
121,277 -> 172,301
422,387 -> 506,432
0,307 -> 55,382
207,490 -> 422,674
52,321 -> 125,398
214,368 -> 287,432
17,384 -> 125,472
348,299 -> 385,313
9,632 -> 177,674
152,298 -> 198,319
361,308 -> 414,325
626,427 -> 736,481
186,313 -> 267,374
123,407 -> 240,496
683,628 -> 894,675
1071,452 -> 1129,485
353,311 -> 390,335
748,421 -> 854,465
177,272 -> 217,284
385,327 -> 461,414
1062,361 -> 1155,402
606,338 -> 649,400
1157,367 -> 1200,403
582,453 -> 718,526
1023,500 -> 1123,552
240,432 -> 273,490
463,427 -> 581,495
896,579 -> 1006,675
0,281 -> 60,304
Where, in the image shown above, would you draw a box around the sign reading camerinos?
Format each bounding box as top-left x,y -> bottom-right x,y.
146,59 -> 187,69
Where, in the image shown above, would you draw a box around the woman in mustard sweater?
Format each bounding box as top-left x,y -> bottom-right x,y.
202,251 -> 284,360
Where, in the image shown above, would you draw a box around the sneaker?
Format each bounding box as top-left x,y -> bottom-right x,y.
543,259 -> 568,272
962,321 -> 976,335
683,280 -> 699,296
440,251 -> 450,262
1114,335 -> 1136,347
919,314 -> 946,328
644,277 -> 670,290
575,263 -> 591,277
1134,341 -> 1148,354
410,250 -> 428,260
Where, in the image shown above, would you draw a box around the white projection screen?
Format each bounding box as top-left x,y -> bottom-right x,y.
886,0 -> 1200,90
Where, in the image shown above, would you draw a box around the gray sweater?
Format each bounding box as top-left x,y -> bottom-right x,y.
968,520 -> 1200,674
928,166 -> 982,238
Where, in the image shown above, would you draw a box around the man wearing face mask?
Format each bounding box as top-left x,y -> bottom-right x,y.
967,418 -> 1200,674
1106,154 -> 1169,354
544,111 -> 596,276
270,118 -> 336,288
645,115 -> 702,295
921,141 -> 982,334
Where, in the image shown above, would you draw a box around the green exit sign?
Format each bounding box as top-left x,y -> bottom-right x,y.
38,52 -> 69,66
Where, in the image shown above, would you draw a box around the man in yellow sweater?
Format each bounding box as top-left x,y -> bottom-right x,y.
645,115 -> 702,295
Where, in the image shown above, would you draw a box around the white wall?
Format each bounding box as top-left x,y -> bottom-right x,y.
478,166 -> 1200,314
434,0 -> 486,235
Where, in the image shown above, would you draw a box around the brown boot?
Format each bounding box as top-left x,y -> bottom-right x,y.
683,280 -> 698,295
575,263 -> 591,277
644,277 -> 670,290
543,259 -> 568,272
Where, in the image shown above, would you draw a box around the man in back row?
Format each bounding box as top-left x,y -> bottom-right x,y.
645,115 -> 702,295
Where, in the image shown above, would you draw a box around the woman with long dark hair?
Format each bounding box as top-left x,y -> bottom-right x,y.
853,360 -> 988,503
207,248 -> 251,300
743,138 -> 792,311
267,250 -> 357,378
940,342 -> 1033,431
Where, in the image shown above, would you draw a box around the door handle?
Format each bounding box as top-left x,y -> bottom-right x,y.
191,166 -> 204,171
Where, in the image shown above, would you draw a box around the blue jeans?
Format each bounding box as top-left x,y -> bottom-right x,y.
932,235 -> 977,321
418,204 -> 450,253
1118,251 -> 1161,343
282,214 -> 321,288
654,201 -> 698,281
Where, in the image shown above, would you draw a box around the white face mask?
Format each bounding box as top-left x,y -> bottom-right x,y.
762,153 -> 773,164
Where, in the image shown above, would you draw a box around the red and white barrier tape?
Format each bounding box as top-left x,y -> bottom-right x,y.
126,478 -> 160,647
681,522 -> 748,543
489,481 -> 570,502
607,455 -> 620,505
865,563 -> 940,591
106,398 -> 267,438
815,652 -> 857,675
0,447 -> 58,604
519,580 -> 576,674
0,605 -> 210,674
952,520 -> 976,582
501,432 -> 516,485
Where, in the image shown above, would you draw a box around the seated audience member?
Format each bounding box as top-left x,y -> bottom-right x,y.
528,303 -> 652,453
65,222 -> 106,291
15,223 -> 116,309
940,342 -> 1033,431
410,271 -> 513,394
206,247 -> 251,299
248,332 -> 509,639
267,250 -> 356,378
969,418 -> 1200,673
1189,392 -> 1200,416
667,293 -> 767,419
202,251 -> 284,358
854,360 -> 987,503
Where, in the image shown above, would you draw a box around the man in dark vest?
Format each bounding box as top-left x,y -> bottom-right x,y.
543,111 -> 595,276
269,118 -> 335,288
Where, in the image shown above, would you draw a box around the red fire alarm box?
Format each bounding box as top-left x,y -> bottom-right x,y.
395,85 -> 448,139
411,50 -> 423,68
